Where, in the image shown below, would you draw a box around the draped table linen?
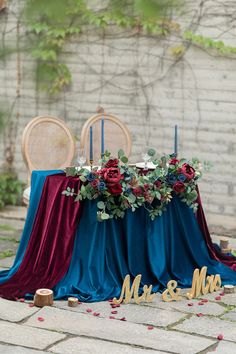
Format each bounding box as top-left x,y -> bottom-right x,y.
0,171 -> 236,301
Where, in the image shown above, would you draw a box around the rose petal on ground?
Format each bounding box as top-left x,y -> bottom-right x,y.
120,317 -> 126,321
86,308 -> 92,313
111,310 -> 118,314
37,317 -> 45,322
28,303 -> 34,307
109,316 -> 116,319
108,299 -> 113,302
219,292 -> 225,296
19,298 -> 25,303
197,313 -> 204,317
187,303 -> 194,306
217,334 -> 223,340
116,304 -> 121,307
201,299 -> 208,303
147,326 -> 154,330
215,296 -> 221,301
198,302 -> 204,305
93,312 -> 100,316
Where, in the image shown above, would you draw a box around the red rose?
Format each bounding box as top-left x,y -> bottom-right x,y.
105,159 -> 119,168
133,187 -> 143,197
173,181 -> 185,193
104,168 -> 122,183
154,180 -> 162,189
91,179 -> 99,188
180,163 -> 195,180
107,183 -> 122,195
170,158 -> 179,165
143,184 -> 150,191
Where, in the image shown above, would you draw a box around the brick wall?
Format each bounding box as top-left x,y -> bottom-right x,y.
0,0 -> 235,230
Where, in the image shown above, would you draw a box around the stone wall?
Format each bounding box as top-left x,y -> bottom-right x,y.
0,0 -> 235,230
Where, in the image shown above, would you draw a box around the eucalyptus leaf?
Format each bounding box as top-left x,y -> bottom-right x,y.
75,194 -> 82,202
127,194 -> 136,203
101,212 -> 110,220
147,148 -> 156,157
97,201 -> 105,209
155,191 -> 161,200
79,175 -> 87,182
121,156 -> 128,163
118,149 -> 125,158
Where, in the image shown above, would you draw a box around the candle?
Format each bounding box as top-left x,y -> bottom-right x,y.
174,125 -> 178,156
101,115 -> 105,157
89,126 -> 93,161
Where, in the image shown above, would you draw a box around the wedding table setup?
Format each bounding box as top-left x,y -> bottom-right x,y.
0,122 -> 236,303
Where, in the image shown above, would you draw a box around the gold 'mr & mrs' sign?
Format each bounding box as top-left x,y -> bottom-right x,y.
113,266 -> 221,304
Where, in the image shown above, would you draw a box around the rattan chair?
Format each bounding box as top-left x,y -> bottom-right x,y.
21,115 -> 76,205
80,113 -> 132,164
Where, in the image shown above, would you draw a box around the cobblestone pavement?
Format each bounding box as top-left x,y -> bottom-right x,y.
0,207 -> 235,354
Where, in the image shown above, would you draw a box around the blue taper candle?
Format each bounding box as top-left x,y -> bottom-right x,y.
174,125 -> 178,156
101,115 -> 105,157
89,126 -> 93,161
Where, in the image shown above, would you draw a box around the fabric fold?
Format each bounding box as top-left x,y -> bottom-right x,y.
0,174 -> 82,300
196,188 -> 236,271
0,171 -> 235,302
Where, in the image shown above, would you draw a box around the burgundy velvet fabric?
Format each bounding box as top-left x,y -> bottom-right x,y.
196,188 -> 236,271
0,174 -> 82,300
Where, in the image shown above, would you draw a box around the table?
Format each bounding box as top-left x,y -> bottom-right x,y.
0,170 -> 236,301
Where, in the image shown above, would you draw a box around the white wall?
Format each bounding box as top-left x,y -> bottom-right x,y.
0,0 -> 235,230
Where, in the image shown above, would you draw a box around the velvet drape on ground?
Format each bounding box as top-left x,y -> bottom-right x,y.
0,171 -> 235,302
0,174 -> 82,300
0,170 -> 62,284
196,189 -> 236,271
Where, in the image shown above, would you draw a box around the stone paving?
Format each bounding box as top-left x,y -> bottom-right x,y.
0,207 -> 235,353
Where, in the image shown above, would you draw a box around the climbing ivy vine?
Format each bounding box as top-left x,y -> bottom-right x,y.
23,0 -> 183,94
2,0 -> 236,95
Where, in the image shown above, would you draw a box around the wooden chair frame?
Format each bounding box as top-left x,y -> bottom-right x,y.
80,113 -> 132,160
21,115 -> 75,186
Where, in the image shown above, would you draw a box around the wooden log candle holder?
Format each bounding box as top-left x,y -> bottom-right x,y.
34,289 -> 53,307
220,238 -> 229,250
68,297 -> 79,307
224,285 -> 235,294
221,248 -> 232,255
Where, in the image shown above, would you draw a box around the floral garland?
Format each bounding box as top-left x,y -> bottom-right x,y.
63,149 -> 203,221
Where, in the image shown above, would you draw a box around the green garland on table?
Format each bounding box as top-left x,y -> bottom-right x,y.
62,149 -> 203,221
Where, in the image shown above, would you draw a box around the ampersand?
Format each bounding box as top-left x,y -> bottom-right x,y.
162,280 -> 182,302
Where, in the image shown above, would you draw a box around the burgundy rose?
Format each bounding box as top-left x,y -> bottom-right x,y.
105,158 -> 119,168
170,158 -> 179,165
154,180 -> 162,189
91,179 -> 99,188
107,183 -> 122,195
143,183 -> 150,191
173,181 -> 185,193
104,168 -> 122,183
180,163 -> 195,180
133,187 -> 143,197
97,168 -> 107,177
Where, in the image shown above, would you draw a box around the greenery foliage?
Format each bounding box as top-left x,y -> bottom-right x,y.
184,31 -> 236,54
23,0 -> 182,94
0,173 -> 25,209
2,0 -> 236,95
63,149 -> 203,221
